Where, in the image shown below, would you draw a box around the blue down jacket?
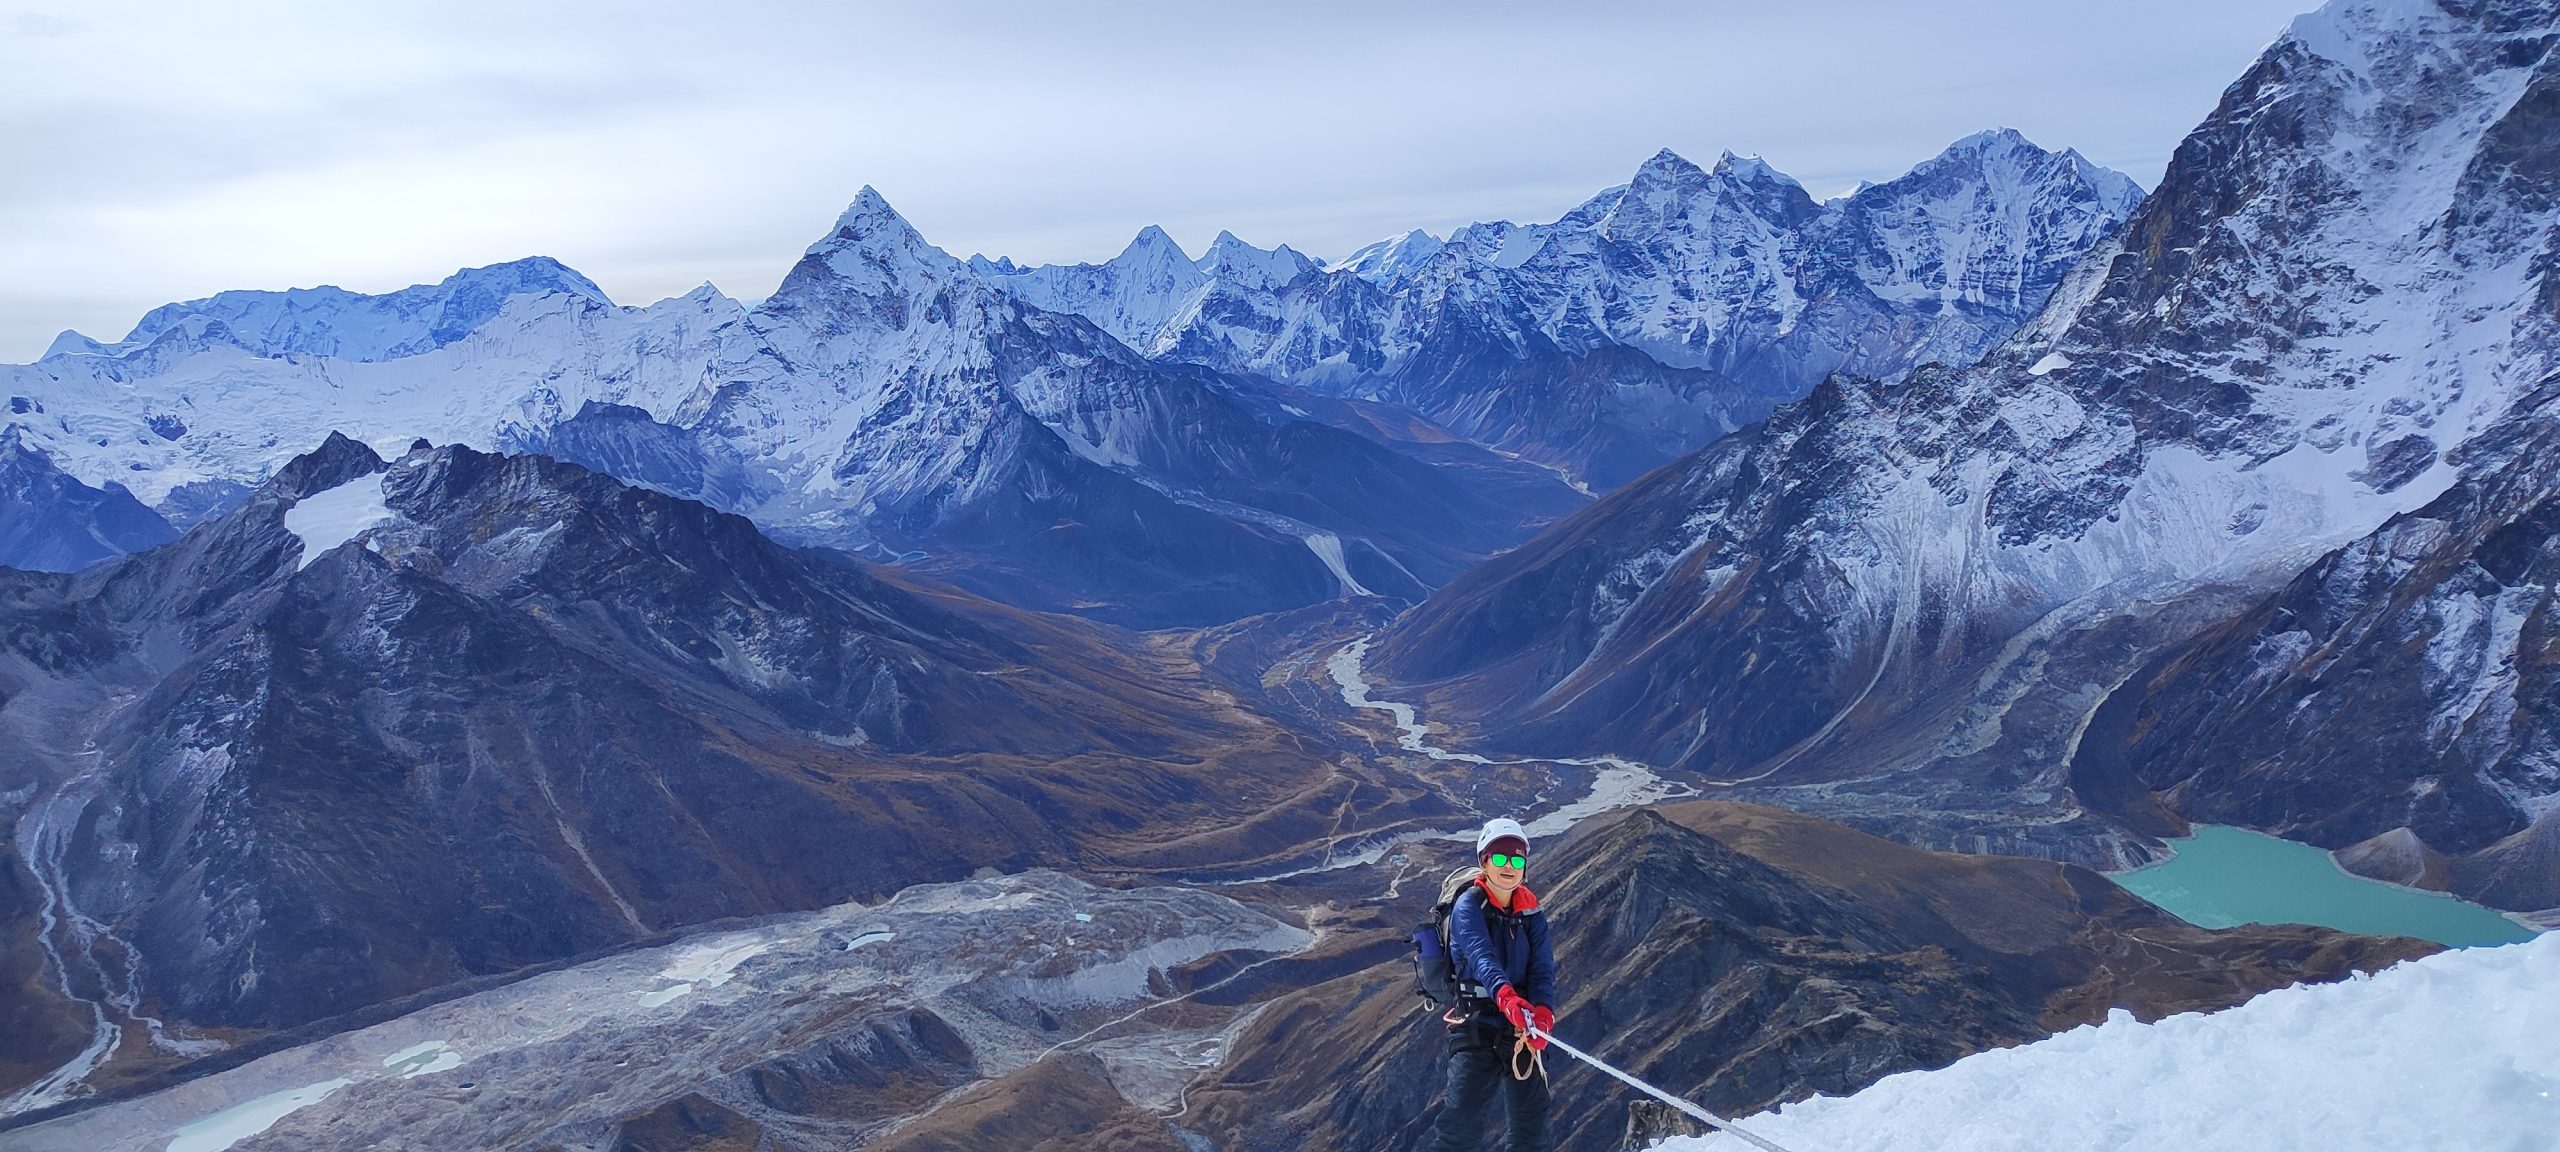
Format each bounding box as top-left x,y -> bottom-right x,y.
1447,879 -> 1555,1008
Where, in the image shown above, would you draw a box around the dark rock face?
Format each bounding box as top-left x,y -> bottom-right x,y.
0,438 -> 1341,1037
2087,386 -> 2560,911
0,432 -> 177,571
1175,802 -> 2433,1152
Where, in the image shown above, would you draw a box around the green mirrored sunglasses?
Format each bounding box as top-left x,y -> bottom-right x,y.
1485,853 -> 1526,870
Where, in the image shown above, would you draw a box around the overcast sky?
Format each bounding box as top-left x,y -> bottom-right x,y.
2,0 -> 2315,362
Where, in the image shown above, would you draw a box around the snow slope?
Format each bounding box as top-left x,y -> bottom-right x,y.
1671,932 -> 2559,1152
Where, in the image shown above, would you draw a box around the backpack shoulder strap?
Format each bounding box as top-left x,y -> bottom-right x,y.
1438,865 -> 1483,909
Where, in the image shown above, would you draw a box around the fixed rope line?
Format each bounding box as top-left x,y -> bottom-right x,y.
1525,1025 -> 1805,1152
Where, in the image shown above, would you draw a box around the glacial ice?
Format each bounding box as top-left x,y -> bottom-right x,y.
164,1078 -> 352,1152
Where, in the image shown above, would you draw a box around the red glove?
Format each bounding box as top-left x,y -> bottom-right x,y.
1495,985 -> 1531,1032
1528,1004 -> 1555,1050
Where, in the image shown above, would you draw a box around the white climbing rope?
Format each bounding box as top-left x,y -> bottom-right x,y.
1525,1024 -> 1805,1152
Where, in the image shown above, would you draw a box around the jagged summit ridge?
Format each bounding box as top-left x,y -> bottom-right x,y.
975,130 -> 2144,488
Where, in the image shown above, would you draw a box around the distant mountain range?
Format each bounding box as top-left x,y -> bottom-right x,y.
985,130 -> 2139,488
0,132 -> 2138,625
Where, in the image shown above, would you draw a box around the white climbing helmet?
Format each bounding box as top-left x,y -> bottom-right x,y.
1475,817 -> 1529,858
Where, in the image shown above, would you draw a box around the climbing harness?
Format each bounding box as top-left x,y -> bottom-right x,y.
1524,1023 -> 1803,1152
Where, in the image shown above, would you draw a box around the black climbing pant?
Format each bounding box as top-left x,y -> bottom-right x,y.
1428,1010 -> 1552,1152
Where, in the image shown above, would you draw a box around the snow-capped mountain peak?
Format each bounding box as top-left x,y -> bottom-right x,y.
952,129 -> 2142,487
1122,223 -> 1192,267
1332,228 -> 1446,283
1198,229 -> 1318,288
39,330 -> 107,358
87,256 -> 611,365
1709,149 -> 1794,190
1592,147 -> 1819,246
783,186 -> 959,301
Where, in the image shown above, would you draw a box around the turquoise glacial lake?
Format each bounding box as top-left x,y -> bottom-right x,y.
2110,825 -> 2537,949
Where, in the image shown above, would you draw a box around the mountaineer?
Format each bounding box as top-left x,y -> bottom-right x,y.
1427,816 -> 1557,1152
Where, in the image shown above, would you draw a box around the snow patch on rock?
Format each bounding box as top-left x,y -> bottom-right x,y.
281,472 -> 396,570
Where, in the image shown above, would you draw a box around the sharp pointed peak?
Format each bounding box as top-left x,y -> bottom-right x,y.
775,184 -> 960,303
1634,148 -> 1707,179
1946,126 -> 2039,153
828,185 -> 914,234
1197,231 -> 1316,286
1120,224 -> 1190,262
805,185 -> 945,265
1711,150 -> 1788,183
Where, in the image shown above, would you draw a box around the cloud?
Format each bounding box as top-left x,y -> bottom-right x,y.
0,0 -> 2310,361
6,11 -> 81,38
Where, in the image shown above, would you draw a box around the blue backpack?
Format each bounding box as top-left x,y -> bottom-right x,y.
1410,866 -> 1485,1009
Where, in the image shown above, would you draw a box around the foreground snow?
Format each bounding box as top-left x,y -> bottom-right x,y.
1670,931 -> 2557,1152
